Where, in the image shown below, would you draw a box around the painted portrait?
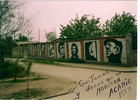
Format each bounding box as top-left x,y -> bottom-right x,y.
85,41 -> 97,60
104,39 -> 123,63
58,42 -> 65,59
48,43 -> 55,58
40,44 -> 45,57
70,43 -> 79,59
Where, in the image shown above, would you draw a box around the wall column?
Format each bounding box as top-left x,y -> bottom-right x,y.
31,44 -> 33,56
81,40 -> 84,60
55,43 -> 57,58
66,42 -> 69,59
38,44 -> 40,57
126,33 -> 132,66
100,38 -> 104,62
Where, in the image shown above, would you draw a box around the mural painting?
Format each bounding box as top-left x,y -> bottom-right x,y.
85,41 -> 97,61
58,42 -> 65,59
48,43 -> 55,58
33,44 -> 38,56
104,39 -> 123,63
69,42 -> 81,60
28,45 -> 32,56
40,44 -> 46,57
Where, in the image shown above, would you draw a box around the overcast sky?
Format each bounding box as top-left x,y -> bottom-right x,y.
24,1 -> 137,42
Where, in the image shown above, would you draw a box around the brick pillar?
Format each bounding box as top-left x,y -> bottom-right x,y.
100,38 -> 104,62
38,44 -> 40,57
66,42 -> 69,59
31,44 -> 33,56
81,40 -> 84,60
55,43 -> 57,58
126,33 -> 132,66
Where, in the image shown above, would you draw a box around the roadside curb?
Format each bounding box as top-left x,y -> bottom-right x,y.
39,82 -> 78,100
56,62 -> 137,73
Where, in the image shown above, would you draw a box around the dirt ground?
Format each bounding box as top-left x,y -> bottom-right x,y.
0,73 -> 75,99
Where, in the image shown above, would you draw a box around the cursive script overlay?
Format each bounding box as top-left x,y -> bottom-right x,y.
73,71 -> 133,100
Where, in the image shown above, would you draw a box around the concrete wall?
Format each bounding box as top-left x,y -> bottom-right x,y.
15,34 -> 136,66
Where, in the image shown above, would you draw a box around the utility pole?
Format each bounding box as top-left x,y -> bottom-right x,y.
38,29 -> 40,42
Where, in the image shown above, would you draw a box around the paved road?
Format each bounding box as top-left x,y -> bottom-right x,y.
31,63 -> 137,100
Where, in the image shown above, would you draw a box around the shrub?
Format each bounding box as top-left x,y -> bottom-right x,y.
0,60 -> 27,79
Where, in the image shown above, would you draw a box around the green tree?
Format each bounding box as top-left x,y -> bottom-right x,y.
45,31 -> 57,42
0,1 -> 32,66
16,34 -> 28,42
59,14 -> 102,40
102,11 -> 137,36
24,59 -> 33,98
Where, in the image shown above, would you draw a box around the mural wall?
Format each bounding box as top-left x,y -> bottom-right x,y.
28,45 -> 32,56
48,43 -> 55,58
26,35 -> 131,65
57,42 -> 66,59
33,44 -> 38,56
103,38 -> 127,64
68,42 -> 81,59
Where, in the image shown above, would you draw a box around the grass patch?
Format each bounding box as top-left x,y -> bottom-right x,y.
32,77 -> 47,81
31,60 -> 60,65
0,77 -> 47,83
3,79 -> 27,83
28,58 -> 85,65
9,88 -> 47,99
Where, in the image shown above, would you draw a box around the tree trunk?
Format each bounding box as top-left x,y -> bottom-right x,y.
27,75 -> 29,98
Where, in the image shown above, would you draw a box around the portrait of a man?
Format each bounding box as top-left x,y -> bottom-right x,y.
48,43 -> 55,58
85,41 -> 97,60
70,43 -> 79,59
58,42 -> 65,59
104,39 -> 123,63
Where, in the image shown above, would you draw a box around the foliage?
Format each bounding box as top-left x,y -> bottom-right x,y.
0,1 -> 33,66
33,60 -> 57,65
0,36 -> 15,56
59,14 -> 102,40
24,59 -> 33,75
16,34 -> 28,42
23,59 -> 33,98
45,31 -> 57,42
102,11 -> 137,37
9,88 -> 47,99
0,1 -> 32,38
0,60 -> 26,79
